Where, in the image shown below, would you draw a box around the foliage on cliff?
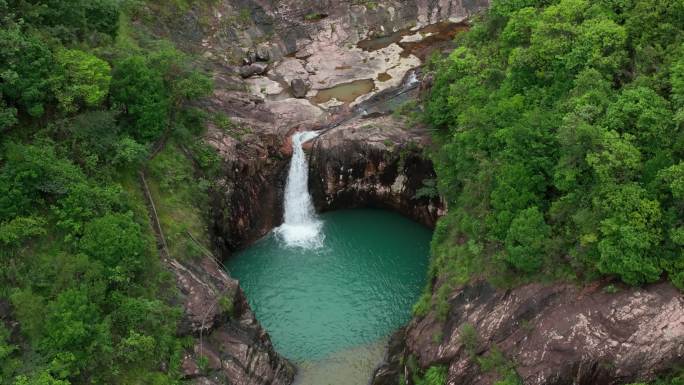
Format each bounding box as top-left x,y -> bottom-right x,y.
0,1 -> 213,384
421,0 -> 684,314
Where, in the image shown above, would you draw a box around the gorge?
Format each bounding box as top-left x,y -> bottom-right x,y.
1,1 -> 684,385
227,131 -> 432,384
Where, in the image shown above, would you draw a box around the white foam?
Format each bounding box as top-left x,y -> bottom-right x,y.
274,131 -> 324,249
406,71 -> 419,87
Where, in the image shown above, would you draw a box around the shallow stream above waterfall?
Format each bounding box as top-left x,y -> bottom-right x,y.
311,79 -> 377,105
357,21 -> 468,59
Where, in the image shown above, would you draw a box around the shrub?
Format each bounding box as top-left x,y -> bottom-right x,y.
504,207 -> 550,274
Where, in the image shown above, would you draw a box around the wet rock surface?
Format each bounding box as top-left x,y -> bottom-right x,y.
372,281 -> 684,385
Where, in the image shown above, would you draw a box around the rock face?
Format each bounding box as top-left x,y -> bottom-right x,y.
152,0 -> 490,66
309,115 -> 443,227
372,281 -> 684,385
142,0 -> 487,254
169,255 -> 295,385
206,126 -> 291,254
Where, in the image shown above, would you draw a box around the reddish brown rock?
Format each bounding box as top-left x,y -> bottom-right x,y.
170,256 -> 295,385
373,281 -> 684,385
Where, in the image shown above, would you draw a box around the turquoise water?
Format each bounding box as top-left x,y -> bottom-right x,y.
227,209 -> 431,362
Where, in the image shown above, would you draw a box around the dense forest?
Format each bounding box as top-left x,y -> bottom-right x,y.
416,0 -> 684,319
0,1 -> 217,384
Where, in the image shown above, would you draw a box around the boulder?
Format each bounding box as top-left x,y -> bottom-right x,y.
239,63 -> 269,78
256,44 -> 271,62
290,78 -> 309,98
371,329 -> 407,385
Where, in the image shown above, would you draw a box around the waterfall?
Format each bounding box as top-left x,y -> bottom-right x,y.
275,131 -> 324,248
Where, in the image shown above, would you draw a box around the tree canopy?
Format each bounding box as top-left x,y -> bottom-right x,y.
0,1 -> 212,384
422,0 -> 684,309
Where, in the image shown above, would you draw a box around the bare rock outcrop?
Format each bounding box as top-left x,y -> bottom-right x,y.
142,0 -> 487,255
170,256 -> 295,385
372,281 -> 684,385
149,0 -> 489,65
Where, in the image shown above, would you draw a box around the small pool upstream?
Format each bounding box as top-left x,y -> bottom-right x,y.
227,209 -> 432,385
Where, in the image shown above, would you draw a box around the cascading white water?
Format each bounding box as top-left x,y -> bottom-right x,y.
275,131 -> 324,248
406,70 -> 419,87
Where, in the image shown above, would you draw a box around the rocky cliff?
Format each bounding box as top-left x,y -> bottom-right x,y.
170,255 -> 295,385
189,0 -> 481,255
137,1 -> 486,385
372,281 -> 684,385
309,115 -> 443,227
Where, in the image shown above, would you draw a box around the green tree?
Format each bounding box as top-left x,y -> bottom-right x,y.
586,130 -> 642,183
505,207 -> 550,273
111,47 -> 211,142
570,17 -> 627,76
51,49 -> 111,113
0,92 -> 18,130
13,371 -> 71,385
79,213 -> 149,285
6,0 -> 120,44
39,287 -> 112,379
52,182 -> 125,241
0,324 -> 20,382
670,51 -> 684,131
0,216 -> 46,247
489,163 -> 546,239
500,7 -> 537,49
0,142 -> 85,219
605,87 -> 674,152
595,184 -> 663,285
111,55 -> 169,142
658,163 -> 684,289
0,27 -> 55,117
